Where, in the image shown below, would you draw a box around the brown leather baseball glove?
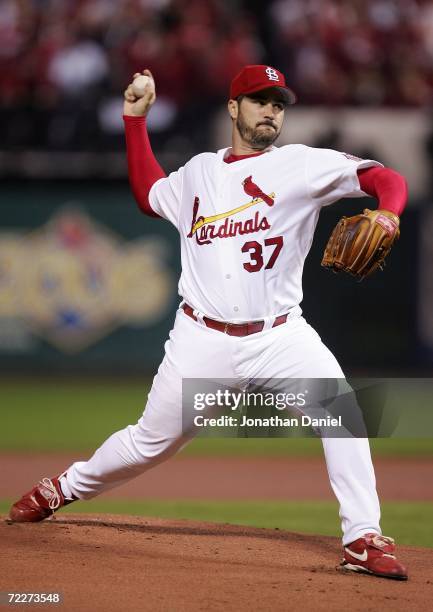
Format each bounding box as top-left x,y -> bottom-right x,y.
321,209 -> 400,279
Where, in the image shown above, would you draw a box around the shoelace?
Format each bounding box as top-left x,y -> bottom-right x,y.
39,478 -> 62,510
372,534 -> 396,558
372,534 -> 395,547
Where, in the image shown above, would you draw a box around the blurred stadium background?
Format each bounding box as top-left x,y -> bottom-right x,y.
1,0 -> 432,374
1,0 -> 432,543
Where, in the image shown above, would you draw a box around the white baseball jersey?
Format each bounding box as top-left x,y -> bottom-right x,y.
149,146 -> 382,322
67,148 -> 383,548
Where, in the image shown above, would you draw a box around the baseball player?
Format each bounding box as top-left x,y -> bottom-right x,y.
10,65 -> 408,580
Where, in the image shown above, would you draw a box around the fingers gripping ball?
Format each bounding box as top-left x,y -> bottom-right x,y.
321,209 -> 400,279
132,75 -> 152,98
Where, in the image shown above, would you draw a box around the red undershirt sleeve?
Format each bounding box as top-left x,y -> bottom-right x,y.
123,115 -> 166,218
357,166 -> 408,216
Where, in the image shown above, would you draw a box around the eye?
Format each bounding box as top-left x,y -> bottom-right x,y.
274,102 -> 284,111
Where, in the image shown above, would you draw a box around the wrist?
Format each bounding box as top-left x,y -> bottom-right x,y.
123,115 -> 146,124
377,209 -> 400,227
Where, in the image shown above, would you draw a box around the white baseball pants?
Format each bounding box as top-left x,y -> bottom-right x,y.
66,306 -> 381,545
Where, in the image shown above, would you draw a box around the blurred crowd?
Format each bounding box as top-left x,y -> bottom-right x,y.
0,0 -> 432,151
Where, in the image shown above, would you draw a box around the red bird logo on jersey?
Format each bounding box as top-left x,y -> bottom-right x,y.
187,176 -> 275,245
242,176 -> 274,207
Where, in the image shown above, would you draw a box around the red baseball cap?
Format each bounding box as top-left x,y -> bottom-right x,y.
230,65 -> 297,105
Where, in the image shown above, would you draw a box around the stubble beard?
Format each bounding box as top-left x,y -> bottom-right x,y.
236,113 -> 280,150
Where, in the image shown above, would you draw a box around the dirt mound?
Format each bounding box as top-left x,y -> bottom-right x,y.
1,515 -> 431,611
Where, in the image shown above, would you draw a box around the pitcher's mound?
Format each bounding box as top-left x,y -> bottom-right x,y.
1,514 -> 431,611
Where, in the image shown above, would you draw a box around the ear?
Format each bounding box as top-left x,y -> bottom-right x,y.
227,99 -> 238,120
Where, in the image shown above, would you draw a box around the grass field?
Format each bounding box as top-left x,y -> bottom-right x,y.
1,498 -> 432,548
2,380 -> 432,549
1,380 -> 433,456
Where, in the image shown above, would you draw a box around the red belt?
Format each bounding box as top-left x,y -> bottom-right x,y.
182,303 -> 289,337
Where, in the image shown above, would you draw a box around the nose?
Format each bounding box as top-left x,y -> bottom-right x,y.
263,102 -> 277,118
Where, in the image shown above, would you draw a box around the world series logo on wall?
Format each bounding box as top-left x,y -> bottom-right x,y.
0,208 -> 174,352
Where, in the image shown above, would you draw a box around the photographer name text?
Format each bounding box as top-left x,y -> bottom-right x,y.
193,414 -> 342,428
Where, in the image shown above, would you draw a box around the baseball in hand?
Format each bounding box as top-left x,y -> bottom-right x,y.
132,75 -> 152,98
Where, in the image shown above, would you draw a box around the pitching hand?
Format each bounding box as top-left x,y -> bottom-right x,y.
123,69 -> 156,117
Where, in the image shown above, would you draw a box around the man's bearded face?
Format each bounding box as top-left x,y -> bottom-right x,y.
235,93 -> 285,149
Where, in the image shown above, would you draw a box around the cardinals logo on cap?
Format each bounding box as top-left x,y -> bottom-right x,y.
265,67 -> 279,81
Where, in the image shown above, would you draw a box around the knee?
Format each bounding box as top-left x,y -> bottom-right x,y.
130,423 -> 183,462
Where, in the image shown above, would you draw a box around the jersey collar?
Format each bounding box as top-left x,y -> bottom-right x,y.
217,146 -> 276,165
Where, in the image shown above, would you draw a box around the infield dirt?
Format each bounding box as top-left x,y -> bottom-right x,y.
1,454 -> 433,501
1,514 -> 432,612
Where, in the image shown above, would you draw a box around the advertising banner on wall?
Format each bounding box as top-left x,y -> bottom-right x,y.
0,181 -> 180,373
0,181 -> 421,374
